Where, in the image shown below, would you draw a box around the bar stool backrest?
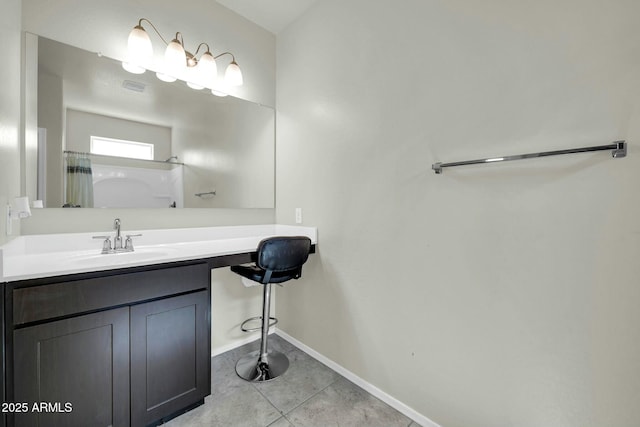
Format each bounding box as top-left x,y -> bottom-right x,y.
257,236 -> 311,283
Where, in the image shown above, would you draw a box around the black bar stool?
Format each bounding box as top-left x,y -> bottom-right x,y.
231,236 -> 312,382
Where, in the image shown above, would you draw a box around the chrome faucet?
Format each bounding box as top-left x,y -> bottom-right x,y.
92,218 -> 142,254
113,218 -> 123,250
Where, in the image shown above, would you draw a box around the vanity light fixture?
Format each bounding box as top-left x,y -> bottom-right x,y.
122,18 -> 243,91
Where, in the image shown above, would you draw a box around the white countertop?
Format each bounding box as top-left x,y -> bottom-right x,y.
0,224 -> 317,282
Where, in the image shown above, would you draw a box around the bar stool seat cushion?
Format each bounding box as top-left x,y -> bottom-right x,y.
231,264 -> 302,284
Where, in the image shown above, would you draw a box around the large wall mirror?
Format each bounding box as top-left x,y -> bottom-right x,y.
23,33 -> 275,209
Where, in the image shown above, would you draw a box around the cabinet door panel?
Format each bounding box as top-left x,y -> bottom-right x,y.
14,307 -> 130,427
130,291 -> 210,426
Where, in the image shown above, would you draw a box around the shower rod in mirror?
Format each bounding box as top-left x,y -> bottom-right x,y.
123,18 -> 243,94
432,140 -> 626,174
63,150 -> 185,165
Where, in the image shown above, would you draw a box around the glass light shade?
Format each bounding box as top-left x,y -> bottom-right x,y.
187,82 -> 204,90
122,62 -> 146,74
163,39 -> 187,79
224,61 -> 243,86
127,26 -> 153,60
186,52 -> 217,90
198,52 -> 218,86
125,25 -> 153,72
156,72 -> 177,83
211,80 -> 230,97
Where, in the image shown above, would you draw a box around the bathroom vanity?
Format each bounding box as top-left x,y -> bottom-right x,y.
0,224 -> 317,427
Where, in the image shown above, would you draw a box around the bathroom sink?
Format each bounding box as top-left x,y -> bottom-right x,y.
69,247 -> 179,267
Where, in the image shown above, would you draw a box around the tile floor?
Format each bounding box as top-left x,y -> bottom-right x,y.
164,334 -> 421,427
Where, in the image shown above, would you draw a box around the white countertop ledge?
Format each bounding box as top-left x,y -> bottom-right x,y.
0,225 -> 317,282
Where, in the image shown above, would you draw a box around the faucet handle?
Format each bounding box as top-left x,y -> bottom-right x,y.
124,234 -> 142,251
92,235 -> 112,254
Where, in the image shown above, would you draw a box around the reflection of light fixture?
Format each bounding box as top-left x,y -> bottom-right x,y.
122,18 -> 243,90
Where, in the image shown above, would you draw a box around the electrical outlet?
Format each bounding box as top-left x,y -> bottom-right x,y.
295,208 -> 303,224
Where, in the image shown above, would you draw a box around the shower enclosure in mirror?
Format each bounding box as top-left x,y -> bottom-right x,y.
24,34 -> 275,209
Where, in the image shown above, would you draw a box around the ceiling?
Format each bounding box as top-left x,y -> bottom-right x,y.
215,0 -> 319,34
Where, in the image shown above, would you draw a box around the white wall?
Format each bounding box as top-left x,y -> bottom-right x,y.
37,70 -> 64,207
0,0 -> 22,243
276,1 -> 640,426
65,109 -> 172,161
176,100 -> 275,209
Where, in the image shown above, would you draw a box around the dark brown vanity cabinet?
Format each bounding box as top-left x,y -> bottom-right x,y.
130,290 -> 210,426
6,261 -> 211,427
14,307 -> 131,427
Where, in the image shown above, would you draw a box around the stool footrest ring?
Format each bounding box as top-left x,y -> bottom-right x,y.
240,316 -> 278,332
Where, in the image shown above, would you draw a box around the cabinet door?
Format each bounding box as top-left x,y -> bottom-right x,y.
130,291 -> 210,426
14,307 -> 130,427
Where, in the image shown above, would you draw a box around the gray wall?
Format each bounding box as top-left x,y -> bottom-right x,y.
275,1 -> 640,426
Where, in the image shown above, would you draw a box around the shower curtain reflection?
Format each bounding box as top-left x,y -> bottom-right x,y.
64,152 -> 94,208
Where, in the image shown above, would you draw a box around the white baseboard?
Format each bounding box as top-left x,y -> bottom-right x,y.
274,328 -> 441,427
211,332 -> 261,357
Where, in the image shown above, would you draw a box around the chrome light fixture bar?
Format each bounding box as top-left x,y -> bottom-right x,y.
432,141 -> 626,174
122,18 -> 243,94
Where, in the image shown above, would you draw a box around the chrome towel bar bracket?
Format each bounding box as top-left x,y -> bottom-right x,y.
432,140 -> 626,174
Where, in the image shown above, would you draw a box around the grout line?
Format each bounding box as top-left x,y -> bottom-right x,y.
243,335 -> 343,424
278,374 -> 341,420
249,364 -> 342,421
250,381 -> 285,417
218,333 -> 429,427
274,328 -> 440,427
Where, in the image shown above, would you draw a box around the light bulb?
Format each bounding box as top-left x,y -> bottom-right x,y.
224,61 -> 243,86
185,52 -> 198,68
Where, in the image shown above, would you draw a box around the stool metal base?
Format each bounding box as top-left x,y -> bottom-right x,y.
235,350 -> 289,382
